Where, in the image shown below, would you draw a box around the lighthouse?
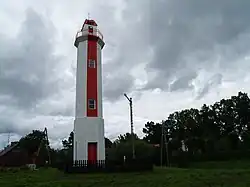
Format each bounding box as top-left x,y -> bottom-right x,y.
73,19 -> 105,162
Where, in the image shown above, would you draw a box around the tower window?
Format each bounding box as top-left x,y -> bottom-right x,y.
88,59 -> 95,68
88,99 -> 96,110
88,26 -> 93,33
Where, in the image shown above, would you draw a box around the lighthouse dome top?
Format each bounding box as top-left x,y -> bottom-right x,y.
84,19 -> 98,26
74,19 -> 105,48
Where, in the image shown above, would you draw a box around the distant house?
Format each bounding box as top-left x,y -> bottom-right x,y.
0,141 -> 48,167
0,141 -> 29,167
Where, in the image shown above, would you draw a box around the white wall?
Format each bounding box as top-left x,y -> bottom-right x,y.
97,42 -> 103,118
74,118 -> 105,161
75,40 -> 88,118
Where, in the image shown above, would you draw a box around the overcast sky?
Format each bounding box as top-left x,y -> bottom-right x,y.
1,0 -> 250,148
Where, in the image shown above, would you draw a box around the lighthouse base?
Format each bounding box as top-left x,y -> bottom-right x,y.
73,117 -> 105,162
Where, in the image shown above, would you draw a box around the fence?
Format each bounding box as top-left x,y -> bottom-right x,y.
62,159 -> 153,173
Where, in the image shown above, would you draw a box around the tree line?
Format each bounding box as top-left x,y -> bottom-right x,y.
14,91 -> 250,167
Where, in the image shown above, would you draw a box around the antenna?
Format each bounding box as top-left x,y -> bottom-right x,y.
7,132 -> 10,145
88,12 -> 90,20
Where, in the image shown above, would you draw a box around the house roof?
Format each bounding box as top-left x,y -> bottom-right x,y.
0,142 -> 19,157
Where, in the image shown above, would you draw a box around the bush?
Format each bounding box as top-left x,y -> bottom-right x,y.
107,140 -> 154,162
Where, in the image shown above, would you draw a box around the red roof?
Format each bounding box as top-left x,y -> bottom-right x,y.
84,19 -> 98,26
0,142 -> 19,157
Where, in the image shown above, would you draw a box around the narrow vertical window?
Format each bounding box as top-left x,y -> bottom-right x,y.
88,59 -> 95,68
88,99 -> 96,110
88,26 -> 93,33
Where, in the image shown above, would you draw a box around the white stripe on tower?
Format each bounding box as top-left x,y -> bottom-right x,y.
97,42 -> 103,118
75,40 -> 88,118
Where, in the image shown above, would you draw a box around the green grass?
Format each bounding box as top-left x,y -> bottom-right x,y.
1,166 -> 250,187
189,160 -> 250,169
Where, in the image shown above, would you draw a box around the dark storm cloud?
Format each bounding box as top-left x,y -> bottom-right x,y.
144,0 -> 250,92
0,8 -> 61,109
93,1 -> 150,101
0,120 -> 17,134
98,0 -> 249,99
169,72 -> 197,92
103,71 -> 134,102
94,0 -> 250,100
0,121 -> 26,135
0,8 -> 63,136
0,112 -> 32,135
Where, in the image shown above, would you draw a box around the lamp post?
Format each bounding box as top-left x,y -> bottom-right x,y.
124,93 -> 136,159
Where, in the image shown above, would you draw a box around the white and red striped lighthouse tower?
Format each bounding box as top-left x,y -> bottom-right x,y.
73,19 -> 105,162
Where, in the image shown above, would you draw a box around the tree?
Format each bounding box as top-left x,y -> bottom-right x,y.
143,121 -> 162,145
19,129 -> 50,165
142,92 -> 250,165
105,137 -> 113,148
107,133 -> 154,161
114,133 -> 139,144
62,131 -> 113,149
19,130 -> 48,154
62,131 -> 73,149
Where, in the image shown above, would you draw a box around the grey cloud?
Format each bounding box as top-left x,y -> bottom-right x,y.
103,69 -> 134,101
196,73 -> 223,99
0,113 -> 32,135
141,0 -> 250,94
0,8 -> 69,144
2,0 -> 250,148
0,120 -> 17,134
93,0 -> 250,99
48,107 -> 74,117
92,1 -> 150,100
0,8 -> 61,109
169,72 -> 197,92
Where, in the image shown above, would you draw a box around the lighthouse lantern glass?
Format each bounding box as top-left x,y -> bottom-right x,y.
88,26 -> 93,33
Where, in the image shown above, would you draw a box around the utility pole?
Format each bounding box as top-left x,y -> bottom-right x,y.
160,123 -> 164,167
124,93 -> 135,159
161,121 -> 170,167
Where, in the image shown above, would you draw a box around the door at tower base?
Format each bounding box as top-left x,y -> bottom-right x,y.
88,142 -> 97,162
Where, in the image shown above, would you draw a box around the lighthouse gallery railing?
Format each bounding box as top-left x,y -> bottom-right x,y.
76,28 -> 103,40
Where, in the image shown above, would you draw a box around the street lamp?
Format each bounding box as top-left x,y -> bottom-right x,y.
124,93 -> 136,159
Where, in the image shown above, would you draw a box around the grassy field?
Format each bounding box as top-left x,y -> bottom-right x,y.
189,160 -> 250,169
1,165 -> 250,187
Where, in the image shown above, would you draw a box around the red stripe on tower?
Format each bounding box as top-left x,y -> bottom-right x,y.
86,35 -> 98,117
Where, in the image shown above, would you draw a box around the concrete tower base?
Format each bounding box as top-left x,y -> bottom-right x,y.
73,117 -> 105,161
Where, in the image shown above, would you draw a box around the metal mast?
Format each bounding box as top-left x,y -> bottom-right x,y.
161,121 -> 170,167
124,93 -> 135,159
